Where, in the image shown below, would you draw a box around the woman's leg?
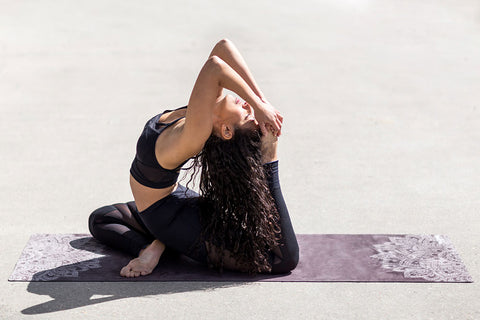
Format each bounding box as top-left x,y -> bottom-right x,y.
137,185 -> 209,264
264,161 -> 300,274
88,202 -> 154,256
89,168 -> 298,275
89,201 -> 169,277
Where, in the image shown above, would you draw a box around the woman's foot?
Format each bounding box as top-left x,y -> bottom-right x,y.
261,129 -> 278,164
120,240 -> 166,277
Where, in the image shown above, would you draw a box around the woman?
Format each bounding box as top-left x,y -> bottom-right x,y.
89,39 -> 299,276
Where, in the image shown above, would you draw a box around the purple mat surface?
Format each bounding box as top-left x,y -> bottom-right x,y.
9,234 -> 473,282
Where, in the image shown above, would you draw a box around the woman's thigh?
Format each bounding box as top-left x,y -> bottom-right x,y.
138,185 -> 208,263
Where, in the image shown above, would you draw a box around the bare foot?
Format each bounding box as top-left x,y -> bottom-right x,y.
261,129 -> 278,164
120,240 -> 165,278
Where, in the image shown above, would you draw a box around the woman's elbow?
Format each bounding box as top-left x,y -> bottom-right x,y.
204,55 -> 224,73
213,38 -> 233,53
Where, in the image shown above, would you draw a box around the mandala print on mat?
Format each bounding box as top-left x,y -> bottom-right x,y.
370,234 -> 473,282
12,234 -> 107,281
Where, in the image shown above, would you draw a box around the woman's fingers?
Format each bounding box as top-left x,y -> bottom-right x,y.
255,101 -> 283,136
259,122 -> 268,136
274,110 -> 283,136
266,120 -> 280,136
275,119 -> 282,136
276,111 -> 283,123
273,114 -> 282,134
264,122 -> 280,137
267,115 -> 282,136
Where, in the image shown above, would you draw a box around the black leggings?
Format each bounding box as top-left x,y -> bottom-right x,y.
88,161 -> 299,274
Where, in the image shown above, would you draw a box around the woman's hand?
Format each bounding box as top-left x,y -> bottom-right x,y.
254,101 -> 283,137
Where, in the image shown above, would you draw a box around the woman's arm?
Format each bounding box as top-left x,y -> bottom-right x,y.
209,39 -> 266,102
179,56 -> 282,154
209,39 -> 283,134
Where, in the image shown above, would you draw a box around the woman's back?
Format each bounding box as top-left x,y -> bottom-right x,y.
130,107 -> 189,212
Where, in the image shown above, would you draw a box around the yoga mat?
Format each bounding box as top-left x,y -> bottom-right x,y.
8,234 -> 473,283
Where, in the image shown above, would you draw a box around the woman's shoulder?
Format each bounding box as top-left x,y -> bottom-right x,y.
156,106 -> 188,125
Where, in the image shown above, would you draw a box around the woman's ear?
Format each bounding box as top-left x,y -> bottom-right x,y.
220,123 -> 233,140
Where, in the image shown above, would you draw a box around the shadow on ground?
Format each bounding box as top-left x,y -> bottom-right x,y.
22,281 -> 246,314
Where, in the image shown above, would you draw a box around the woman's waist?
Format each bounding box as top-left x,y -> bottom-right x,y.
129,174 -> 177,212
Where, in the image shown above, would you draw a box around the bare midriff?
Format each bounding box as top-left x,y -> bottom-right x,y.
129,174 -> 178,212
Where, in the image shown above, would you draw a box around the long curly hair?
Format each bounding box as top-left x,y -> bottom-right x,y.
188,127 -> 281,273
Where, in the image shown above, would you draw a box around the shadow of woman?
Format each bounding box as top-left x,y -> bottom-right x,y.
21,236 -> 249,315
23,280 -> 243,314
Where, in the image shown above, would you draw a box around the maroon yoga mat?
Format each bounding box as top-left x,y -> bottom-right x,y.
9,234 -> 473,282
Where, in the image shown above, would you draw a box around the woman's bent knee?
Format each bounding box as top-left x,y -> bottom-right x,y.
88,205 -> 117,237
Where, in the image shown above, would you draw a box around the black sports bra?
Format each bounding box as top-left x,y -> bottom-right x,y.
130,106 -> 188,188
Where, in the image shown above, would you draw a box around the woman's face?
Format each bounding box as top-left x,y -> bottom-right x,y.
217,94 -> 258,129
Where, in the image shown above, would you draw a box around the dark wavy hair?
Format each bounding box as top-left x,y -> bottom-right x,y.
188,127 -> 281,273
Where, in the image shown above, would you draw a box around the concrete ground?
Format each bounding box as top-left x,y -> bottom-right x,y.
1,0 -> 479,319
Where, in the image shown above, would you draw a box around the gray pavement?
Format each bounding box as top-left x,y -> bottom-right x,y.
1,0 -> 479,319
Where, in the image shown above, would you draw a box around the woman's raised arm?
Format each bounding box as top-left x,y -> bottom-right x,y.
208,39 -> 283,135
180,55 -> 282,155
209,39 -> 266,102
